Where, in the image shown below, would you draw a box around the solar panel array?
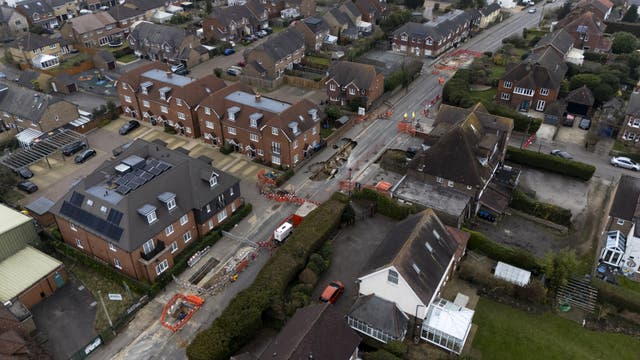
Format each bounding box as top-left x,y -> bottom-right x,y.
60,201 -> 124,241
114,159 -> 173,195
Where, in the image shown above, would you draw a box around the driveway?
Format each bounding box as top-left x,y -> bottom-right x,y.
313,209 -> 397,315
31,275 -> 97,360
555,120 -> 588,146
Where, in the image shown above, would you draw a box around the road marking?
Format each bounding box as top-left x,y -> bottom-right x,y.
228,161 -> 245,173
242,164 -> 258,176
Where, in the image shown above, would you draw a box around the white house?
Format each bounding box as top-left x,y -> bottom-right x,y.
353,209 -> 471,353
497,0 -> 517,8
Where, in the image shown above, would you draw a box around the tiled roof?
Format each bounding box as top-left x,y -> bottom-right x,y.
129,21 -> 188,50
626,92 -> 640,116
534,28 -> 574,56
0,81 -> 66,123
327,61 -> 378,90
8,33 -> 59,51
610,175 -> 640,221
250,27 -> 304,63
566,85 -> 595,106
503,48 -> 567,90
65,12 -> 117,34
348,294 -> 409,339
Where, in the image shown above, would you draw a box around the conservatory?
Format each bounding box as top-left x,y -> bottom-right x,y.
421,298 -> 474,354
600,230 -> 626,267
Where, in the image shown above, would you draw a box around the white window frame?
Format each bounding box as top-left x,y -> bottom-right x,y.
177,112 -> 186,120
183,231 -> 192,243
209,176 -> 217,187
76,238 -> 83,248
503,81 -> 512,89
165,224 -> 174,236
142,100 -> 150,108
161,106 -> 169,114
231,202 -> 236,212
272,127 -> 279,135
170,241 -> 178,253
293,140 -> 298,149
142,239 -> 155,254
166,198 -> 176,211
86,199 -> 94,206
109,243 -> 116,252
217,209 -> 228,222
180,214 -> 189,225
228,126 -> 236,135
114,258 -> 122,269
250,133 -> 259,142
206,204 -> 211,213
155,259 -> 169,275
205,121 -> 214,129
204,107 -> 211,115
536,100 -> 546,111
617,218 -> 625,225
208,220 -> 214,230
447,180 -> 454,187
176,99 -> 183,106
124,95 -> 132,103
329,84 -> 336,91
387,269 -> 398,284
501,92 -> 510,100
272,155 -> 281,165
146,210 -> 157,224
540,88 -> 549,96
70,223 -> 77,231
349,88 -> 356,95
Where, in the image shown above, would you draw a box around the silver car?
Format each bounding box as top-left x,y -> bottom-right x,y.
550,149 -> 573,159
611,156 -> 640,171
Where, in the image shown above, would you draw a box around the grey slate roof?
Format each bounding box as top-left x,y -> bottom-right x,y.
95,49 -> 116,63
302,16 -> 329,34
253,27 -> 304,63
108,5 -> 145,21
341,1 -> 362,18
534,29 -> 574,56
209,4 -> 255,27
327,61 -> 377,90
50,140 -> 240,253
610,175 -> 640,221
0,81 -> 62,123
348,294 -> 408,339
503,48 -> 567,90
393,10 -> 473,42
362,209 -> 458,306
259,303 -> 361,360
8,33 -> 59,51
129,21 -> 187,50
566,85 -> 595,106
626,92 -> 640,116
479,2 -> 501,16
328,7 -> 351,26
16,70 -> 40,90
15,0 -> 54,18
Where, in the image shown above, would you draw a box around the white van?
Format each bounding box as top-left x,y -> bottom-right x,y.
273,222 -> 293,242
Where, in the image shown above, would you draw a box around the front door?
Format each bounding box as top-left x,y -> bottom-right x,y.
53,272 -> 65,288
520,100 -> 529,112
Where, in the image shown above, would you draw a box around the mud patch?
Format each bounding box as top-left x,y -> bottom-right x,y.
309,139 -> 357,181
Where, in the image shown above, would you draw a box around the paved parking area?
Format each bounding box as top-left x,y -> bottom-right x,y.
359,50 -> 412,76
555,120 -> 588,146
31,275 -> 97,360
264,85 -> 325,106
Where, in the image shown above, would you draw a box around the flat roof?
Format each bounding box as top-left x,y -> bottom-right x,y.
0,204 -> 32,235
26,197 -> 55,215
141,68 -> 194,87
224,91 -> 291,114
0,246 -> 62,303
392,177 -> 470,216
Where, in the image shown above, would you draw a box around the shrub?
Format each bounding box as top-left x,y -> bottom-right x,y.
364,349 -> 402,360
464,229 -> 541,271
164,124 -> 177,134
352,188 -> 418,220
481,102 -> 542,133
214,68 -> 222,78
510,189 -> 572,227
506,146 -> 596,181
187,198 -> 347,360
275,168 -> 294,186
307,253 -> 328,274
592,278 -> 640,313
298,267 -> 318,285
219,143 -> 233,154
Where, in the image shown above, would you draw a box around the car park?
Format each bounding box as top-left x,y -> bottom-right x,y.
579,118 -> 591,130
62,141 -> 86,156
119,120 -> 140,135
319,281 -> 344,304
17,181 -> 38,194
611,156 -> 640,171
223,48 -> 235,56
550,149 -> 573,159
16,167 -> 33,179
75,149 -> 97,164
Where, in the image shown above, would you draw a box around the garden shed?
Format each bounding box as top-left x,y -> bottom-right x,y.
493,261 -> 531,287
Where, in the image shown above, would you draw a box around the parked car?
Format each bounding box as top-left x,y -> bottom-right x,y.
477,210 -> 496,222
119,120 -> 140,135
17,181 -> 38,194
528,7 -> 537,13
611,156 -> 640,171
562,117 -> 575,127
109,39 -> 123,47
62,141 -> 86,156
174,67 -> 190,75
0,72 -> 6,79
112,141 -> 133,157
229,41 -> 236,47
223,48 -> 235,56
227,66 -> 243,76
264,27 -> 273,34
75,149 -> 97,164
319,281 -> 344,304
242,36 -> 253,43
406,147 -> 417,159
16,167 -> 33,179
550,149 -> 573,159
579,118 -> 591,130
256,30 -> 267,38
171,63 -> 186,73
237,61 -> 246,67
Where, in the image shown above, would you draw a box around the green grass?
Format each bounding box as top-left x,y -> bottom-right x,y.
3,189 -> 24,207
616,275 -> 640,294
306,56 -> 330,67
469,88 -> 496,103
116,54 -> 138,63
320,127 -> 335,139
490,65 -> 505,80
65,259 -> 141,333
472,297 -> 640,360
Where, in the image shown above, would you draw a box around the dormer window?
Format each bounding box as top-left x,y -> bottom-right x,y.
272,127 -> 278,135
158,192 -> 177,211
204,107 -> 211,115
159,86 -> 171,100
138,204 -> 158,224
249,112 -> 262,128
228,106 -> 240,121
141,81 -> 153,95
308,109 -> 318,120
210,176 -> 217,187
176,99 -> 183,106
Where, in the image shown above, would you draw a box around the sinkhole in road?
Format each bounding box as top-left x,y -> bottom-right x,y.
309,138 -> 358,181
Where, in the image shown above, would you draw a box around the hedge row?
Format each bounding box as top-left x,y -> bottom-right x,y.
506,146 -> 596,181
464,229 -> 542,271
186,195 -> 347,360
352,188 -> 419,220
591,278 -> 640,313
510,189 -> 572,227
482,101 -> 542,134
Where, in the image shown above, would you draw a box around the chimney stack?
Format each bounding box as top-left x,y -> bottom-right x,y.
166,71 -> 173,78
255,93 -> 261,102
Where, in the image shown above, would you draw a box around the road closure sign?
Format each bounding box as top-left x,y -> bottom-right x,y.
108,293 -> 123,301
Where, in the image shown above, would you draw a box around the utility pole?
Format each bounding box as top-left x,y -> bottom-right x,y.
98,290 -> 115,335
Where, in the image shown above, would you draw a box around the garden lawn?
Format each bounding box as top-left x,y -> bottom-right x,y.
617,275 -> 640,294
306,56 -> 330,67
469,88 -> 496,104
472,298 -> 640,360
117,54 -> 138,63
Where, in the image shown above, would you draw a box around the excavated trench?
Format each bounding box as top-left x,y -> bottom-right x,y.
308,138 -> 358,181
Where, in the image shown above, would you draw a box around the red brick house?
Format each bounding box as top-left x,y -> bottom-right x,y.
325,61 -> 384,109
51,140 -> 242,282
557,11 -> 610,52
392,10 -> 477,57
497,49 -> 567,113
196,83 -> 322,168
354,0 -> 387,23
116,62 -> 226,138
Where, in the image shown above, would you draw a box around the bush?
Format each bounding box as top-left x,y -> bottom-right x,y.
219,143 -> 233,154
352,188 -> 418,220
214,68 -> 222,78
592,278 -> 640,313
298,267 -> 318,285
505,146 -> 596,181
164,124 -> 177,134
481,102 -> 542,133
510,189 -> 572,227
112,47 -> 134,58
464,229 -> 541,271
187,198 -> 347,360
364,349 -> 402,360
275,168 -> 294,186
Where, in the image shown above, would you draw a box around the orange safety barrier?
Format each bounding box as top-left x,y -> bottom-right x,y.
160,294 -> 205,332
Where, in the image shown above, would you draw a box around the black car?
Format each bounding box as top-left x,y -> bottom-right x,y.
75,149 -> 97,164
16,167 -> 33,179
17,181 -> 38,193
62,141 -> 86,156
112,140 -> 134,157
119,120 -> 140,135
174,67 -> 190,75
264,27 -> 273,34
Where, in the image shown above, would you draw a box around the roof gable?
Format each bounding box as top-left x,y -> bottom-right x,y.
327,61 -> 377,89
